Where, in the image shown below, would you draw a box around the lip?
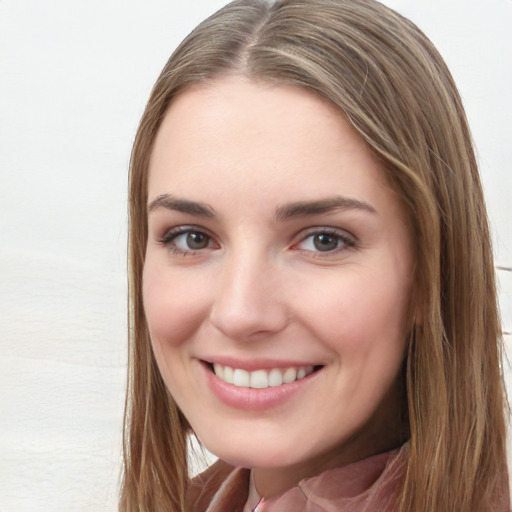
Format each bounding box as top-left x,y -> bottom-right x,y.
198,359 -> 323,411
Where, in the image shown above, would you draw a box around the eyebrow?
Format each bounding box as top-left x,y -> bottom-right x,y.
147,193 -> 377,220
147,194 -> 216,217
274,196 -> 377,221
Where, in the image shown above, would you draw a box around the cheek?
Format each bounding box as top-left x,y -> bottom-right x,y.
298,265 -> 412,359
142,262 -> 211,350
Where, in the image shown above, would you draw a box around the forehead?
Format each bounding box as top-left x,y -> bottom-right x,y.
148,76 -> 392,201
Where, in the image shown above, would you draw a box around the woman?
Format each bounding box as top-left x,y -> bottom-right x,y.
120,0 -> 509,511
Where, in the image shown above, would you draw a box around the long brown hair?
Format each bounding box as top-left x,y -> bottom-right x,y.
120,1 -> 509,510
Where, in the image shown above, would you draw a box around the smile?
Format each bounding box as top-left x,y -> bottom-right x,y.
201,359 -> 324,410
211,363 -> 316,389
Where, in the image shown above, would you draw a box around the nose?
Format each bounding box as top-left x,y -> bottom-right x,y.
209,250 -> 289,341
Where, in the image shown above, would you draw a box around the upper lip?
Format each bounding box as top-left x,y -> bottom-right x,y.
199,356 -> 324,371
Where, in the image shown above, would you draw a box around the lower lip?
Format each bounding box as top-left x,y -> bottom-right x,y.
201,362 -> 322,411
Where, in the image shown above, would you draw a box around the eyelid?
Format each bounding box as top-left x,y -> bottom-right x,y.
156,224 -> 356,257
158,224 -> 211,240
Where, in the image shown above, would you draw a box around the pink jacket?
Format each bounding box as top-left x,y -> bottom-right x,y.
187,448 -> 402,512
187,445 -> 511,512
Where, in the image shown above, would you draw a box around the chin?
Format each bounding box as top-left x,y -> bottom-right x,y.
200,435 -> 301,469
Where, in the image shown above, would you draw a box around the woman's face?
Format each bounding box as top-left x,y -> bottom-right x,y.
144,76 -> 414,493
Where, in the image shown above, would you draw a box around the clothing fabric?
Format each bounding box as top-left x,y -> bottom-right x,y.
187,445 -> 511,512
187,447 -> 403,512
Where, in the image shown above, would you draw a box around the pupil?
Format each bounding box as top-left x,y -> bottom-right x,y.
186,232 -> 208,249
313,234 -> 338,251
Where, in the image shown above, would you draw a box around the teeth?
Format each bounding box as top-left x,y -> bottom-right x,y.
283,367 -> 297,383
223,366 -> 234,384
268,368 -> 283,387
233,369 -> 250,387
213,363 -> 224,380
250,369 -> 268,389
212,364 -> 314,389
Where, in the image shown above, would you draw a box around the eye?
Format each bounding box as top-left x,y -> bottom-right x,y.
159,227 -> 216,255
295,229 -> 355,254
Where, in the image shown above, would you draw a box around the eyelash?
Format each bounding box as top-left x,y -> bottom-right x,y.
157,226 -> 356,257
293,228 -> 356,256
157,226 -> 215,256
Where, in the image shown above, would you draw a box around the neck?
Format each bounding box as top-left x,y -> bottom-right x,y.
252,381 -> 407,499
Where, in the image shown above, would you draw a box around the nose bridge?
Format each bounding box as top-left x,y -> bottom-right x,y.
209,243 -> 287,340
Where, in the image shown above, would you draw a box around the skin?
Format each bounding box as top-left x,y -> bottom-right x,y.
143,76 -> 415,498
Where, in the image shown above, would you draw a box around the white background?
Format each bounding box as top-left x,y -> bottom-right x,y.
0,1 -> 510,511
